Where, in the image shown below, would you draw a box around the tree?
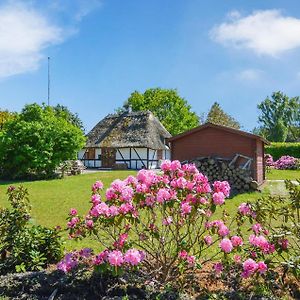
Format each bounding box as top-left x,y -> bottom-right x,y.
257,91 -> 300,142
53,104 -> 84,132
0,110 -> 15,131
0,103 -> 86,179
206,102 -> 240,129
122,88 -> 199,135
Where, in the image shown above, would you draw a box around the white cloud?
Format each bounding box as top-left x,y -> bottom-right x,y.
0,0 -> 102,79
0,2 -> 63,78
237,69 -> 263,81
210,10 -> 300,56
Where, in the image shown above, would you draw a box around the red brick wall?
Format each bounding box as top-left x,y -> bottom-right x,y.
170,127 -> 263,182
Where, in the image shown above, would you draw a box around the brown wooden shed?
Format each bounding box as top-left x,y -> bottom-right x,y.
168,123 -> 269,185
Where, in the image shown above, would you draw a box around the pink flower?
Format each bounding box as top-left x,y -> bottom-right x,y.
106,188 -> 117,200
199,197 -> 208,205
238,203 -> 252,216
91,194 -> 101,206
85,219 -> 94,228
57,253 -> 78,273
108,205 -> 119,217
214,262 -> 223,274
181,202 -> 192,215
231,236 -> 243,247
108,250 -> 124,266
176,177 -> 187,189
187,255 -> 196,267
113,233 -> 128,249
118,202 -> 133,215
213,181 -> 230,197
124,248 -> 142,266
145,195 -> 155,206
69,208 -> 77,216
220,238 -> 233,253
120,186 -> 134,202
204,235 -> 213,245
179,250 -> 188,259
252,223 -> 262,234
136,183 -> 148,193
94,250 -> 108,265
157,188 -> 172,203
170,160 -> 181,171
161,160 -> 172,171
92,181 -> 103,191
257,261 -> 268,274
90,202 -> 109,217
212,192 -> 225,205
218,224 -> 230,237
242,258 -> 257,278
67,217 -> 79,228
162,216 -> 173,226
125,175 -> 138,186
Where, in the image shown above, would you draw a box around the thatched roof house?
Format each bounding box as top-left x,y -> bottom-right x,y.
79,111 -> 171,169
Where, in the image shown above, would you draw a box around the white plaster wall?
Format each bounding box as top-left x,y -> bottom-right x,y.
164,149 -> 171,160
78,150 -> 86,160
116,148 -> 130,159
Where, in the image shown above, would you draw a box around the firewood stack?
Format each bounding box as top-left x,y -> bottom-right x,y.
182,155 -> 258,194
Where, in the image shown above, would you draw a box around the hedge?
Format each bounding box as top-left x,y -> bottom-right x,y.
265,142 -> 300,160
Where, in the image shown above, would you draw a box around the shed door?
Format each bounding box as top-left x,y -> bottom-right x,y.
102,148 -> 116,168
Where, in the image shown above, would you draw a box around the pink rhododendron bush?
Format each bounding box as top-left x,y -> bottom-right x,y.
265,154 -> 300,170
58,160 -> 300,294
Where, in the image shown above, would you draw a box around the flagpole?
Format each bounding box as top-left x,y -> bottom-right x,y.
48,56 -> 50,106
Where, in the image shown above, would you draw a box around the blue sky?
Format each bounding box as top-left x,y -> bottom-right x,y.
1,0 -> 300,132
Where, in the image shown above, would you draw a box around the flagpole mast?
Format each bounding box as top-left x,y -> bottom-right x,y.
48,56 -> 50,106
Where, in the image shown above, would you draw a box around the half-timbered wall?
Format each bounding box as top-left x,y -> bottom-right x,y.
79,147 -> 170,169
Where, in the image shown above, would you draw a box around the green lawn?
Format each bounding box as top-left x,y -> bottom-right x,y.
0,169 -> 298,251
266,168 -> 300,180
0,171 -> 136,250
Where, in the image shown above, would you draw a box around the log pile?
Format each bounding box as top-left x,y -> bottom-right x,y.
183,156 -> 258,194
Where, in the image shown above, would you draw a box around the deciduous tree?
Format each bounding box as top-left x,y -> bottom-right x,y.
257,92 -> 300,142
122,88 -> 199,135
0,103 -> 86,179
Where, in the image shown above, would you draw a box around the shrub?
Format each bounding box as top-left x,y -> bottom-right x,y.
0,103 -> 86,179
58,160 -> 296,290
265,154 -> 300,170
274,155 -> 299,170
0,186 -> 63,273
265,142 -> 300,160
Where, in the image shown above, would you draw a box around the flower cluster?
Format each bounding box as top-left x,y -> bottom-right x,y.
265,154 -> 299,170
274,155 -> 299,170
242,258 -> 267,278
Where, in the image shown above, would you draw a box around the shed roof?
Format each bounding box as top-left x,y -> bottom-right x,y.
168,122 -> 269,144
85,110 -> 172,149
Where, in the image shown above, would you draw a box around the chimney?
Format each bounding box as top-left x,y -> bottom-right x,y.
128,105 -> 132,113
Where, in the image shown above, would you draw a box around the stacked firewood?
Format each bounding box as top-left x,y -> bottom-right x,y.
183,156 -> 258,194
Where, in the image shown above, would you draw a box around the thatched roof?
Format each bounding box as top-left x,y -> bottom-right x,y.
85,111 -> 172,149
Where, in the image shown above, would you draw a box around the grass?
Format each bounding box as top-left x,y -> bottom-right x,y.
0,171 -> 136,250
266,168 -> 300,180
0,169 -> 298,251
